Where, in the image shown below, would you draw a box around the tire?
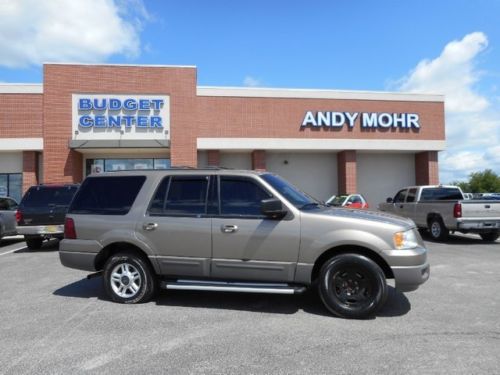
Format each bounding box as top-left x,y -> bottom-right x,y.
428,217 -> 448,241
26,237 -> 43,250
318,254 -> 388,319
480,232 -> 499,242
103,252 -> 156,304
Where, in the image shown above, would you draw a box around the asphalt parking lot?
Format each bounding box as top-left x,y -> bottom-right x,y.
0,234 -> 499,374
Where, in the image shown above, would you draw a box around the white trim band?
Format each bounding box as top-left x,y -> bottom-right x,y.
0,138 -> 44,151
197,138 -> 446,151
0,84 -> 43,94
197,86 -> 444,102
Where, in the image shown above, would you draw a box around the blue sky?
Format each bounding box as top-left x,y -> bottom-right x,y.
1,0 -> 499,183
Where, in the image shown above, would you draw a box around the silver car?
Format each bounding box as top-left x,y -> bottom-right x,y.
59,169 -> 429,319
0,197 -> 18,240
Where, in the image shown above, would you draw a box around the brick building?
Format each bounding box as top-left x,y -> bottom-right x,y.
0,63 -> 445,206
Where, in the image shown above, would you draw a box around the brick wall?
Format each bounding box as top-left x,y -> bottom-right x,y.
42,64 -> 197,183
338,150 -> 357,194
207,150 -> 220,166
196,96 -> 445,141
0,94 -> 42,137
415,151 -> 439,185
251,150 -> 266,171
22,151 -> 38,193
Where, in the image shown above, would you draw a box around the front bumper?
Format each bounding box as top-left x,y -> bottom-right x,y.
392,262 -> 430,292
17,224 -> 64,236
384,246 -> 430,292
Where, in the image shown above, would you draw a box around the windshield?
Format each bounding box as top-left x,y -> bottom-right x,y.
328,195 -> 348,206
260,173 -> 319,209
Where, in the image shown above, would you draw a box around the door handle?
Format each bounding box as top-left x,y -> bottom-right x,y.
221,224 -> 238,233
143,222 -> 158,231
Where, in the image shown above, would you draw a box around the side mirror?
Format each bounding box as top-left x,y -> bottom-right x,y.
386,197 -> 393,203
345,201 -> 352,206
261,198 -> 287,219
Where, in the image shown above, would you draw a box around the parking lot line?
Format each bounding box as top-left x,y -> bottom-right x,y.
0,245 -> 27,256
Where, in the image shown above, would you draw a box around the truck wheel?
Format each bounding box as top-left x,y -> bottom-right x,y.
103,252 -> 156,304
480,232 -> 499,242
429,218 -> 448,241
26,237 -> 43,250
318,254 -> 388,319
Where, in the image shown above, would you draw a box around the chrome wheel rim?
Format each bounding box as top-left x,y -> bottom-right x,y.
431,222 -> 441,238
110,263 -> 141,298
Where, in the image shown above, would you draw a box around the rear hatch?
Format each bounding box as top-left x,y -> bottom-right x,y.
18,185 -> 79,226
461,200 -> 500,219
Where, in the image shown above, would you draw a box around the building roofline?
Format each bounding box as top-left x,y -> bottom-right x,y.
0,83 -> 43,94
197,86 -> 445,102
44,62 -> 197,69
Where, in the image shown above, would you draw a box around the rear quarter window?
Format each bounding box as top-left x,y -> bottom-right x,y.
21,186 -> 78,207
69,176 -> 146,215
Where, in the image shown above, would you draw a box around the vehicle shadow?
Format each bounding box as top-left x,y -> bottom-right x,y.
54,278 -> 411,319
53,276 -> 107,299
0,237 -> 25,246
14,238 -> 60,253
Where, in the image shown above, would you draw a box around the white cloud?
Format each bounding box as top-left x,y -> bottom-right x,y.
396,32 -> 500,183
399,32 -> 489,112
0,0 -> 149,68
243,76 -> 263,87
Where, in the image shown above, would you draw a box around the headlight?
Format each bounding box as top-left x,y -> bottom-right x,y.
393,229 -> 419,249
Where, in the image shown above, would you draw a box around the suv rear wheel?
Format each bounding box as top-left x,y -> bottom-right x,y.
318,254 -> 388,319
103,252 -> 156,304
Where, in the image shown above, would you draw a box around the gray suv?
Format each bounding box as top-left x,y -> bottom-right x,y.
59,169 -> 429,319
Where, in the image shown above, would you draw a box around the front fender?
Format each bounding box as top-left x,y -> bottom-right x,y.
298,228 -> 393,264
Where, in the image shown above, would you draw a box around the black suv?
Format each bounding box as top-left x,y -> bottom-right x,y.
16,184 -> 79,249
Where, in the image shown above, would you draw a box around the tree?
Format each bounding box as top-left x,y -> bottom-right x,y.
457,169 -> 500,193
468,169 -> 500,193
451,180 -> 471,192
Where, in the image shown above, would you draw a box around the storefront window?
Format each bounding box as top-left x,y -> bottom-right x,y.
0,173 -> 23,202
85,158 -> 171,176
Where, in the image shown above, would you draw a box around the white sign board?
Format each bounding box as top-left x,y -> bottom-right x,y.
72,94 -> 170,141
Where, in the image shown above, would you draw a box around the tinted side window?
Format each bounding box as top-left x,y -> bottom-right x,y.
164,177 -> 208,215
420,188 -> 463,201
406,188 -> 417,203
69,176 -> 145,215
220,177 -> 272,217
0,198 -> 8,210
394,189 -> 407,203
149,176 -> 209,216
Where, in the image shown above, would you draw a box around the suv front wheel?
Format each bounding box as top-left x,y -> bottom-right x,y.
318,254 -> 388,319
103,252 -> 156,304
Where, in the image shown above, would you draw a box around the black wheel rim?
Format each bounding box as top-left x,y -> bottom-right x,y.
331,267 -> 373,307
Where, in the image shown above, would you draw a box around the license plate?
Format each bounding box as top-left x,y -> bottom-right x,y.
46,225 -> 58,233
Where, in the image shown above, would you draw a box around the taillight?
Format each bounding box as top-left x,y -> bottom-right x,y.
64,217 -> 77,239
15,210 -> 23,224
453,203 -> 462,218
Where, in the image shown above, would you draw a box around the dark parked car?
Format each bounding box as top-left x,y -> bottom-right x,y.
0,197 -> 18,240
16,184 -> 79,249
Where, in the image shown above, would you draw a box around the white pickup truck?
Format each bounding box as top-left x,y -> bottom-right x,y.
379,185 -> 500,242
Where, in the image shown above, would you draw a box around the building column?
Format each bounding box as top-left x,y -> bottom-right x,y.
251,150 -> 266,171
337,150 -> 357,194
22,151 -> 38,194
207,150 -> 220,167
415,151 -> 439,185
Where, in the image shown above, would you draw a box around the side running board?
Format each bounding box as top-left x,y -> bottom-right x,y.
160,279 -> 307,295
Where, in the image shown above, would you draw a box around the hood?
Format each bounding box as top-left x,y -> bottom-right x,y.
311,206 -> 415,228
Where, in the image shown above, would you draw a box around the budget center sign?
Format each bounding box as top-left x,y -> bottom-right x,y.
72,94 -> 170,140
